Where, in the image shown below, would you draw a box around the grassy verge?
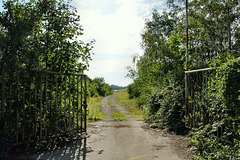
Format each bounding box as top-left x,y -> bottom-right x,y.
112,111 -> 128,121
87,96 -> 105,120
107,101 -> 114,106
115,90 -> 145,120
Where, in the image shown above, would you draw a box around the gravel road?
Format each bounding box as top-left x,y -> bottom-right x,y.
18,93 -> 189,160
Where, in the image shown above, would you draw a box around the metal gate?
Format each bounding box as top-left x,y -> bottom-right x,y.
0,67 -> 88,144
185,68 -> 215,129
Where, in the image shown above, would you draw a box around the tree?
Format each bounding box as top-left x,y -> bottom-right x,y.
126,0 -> 240,135
137,10 -> 185,88
0,0 -> 94,73
89,77 -> 113,97
187,0 -> 240,68
0,1 -> 94,154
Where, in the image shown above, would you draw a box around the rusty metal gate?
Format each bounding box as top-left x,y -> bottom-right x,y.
0,67 -> 88,144
185,68 -> 215,129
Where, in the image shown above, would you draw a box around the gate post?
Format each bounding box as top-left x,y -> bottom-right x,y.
185,72 -> 189,127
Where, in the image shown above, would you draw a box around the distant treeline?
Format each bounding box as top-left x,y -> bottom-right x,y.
111,85 -> 128,91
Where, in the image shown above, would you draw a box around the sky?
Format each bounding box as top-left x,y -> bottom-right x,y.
73,0 -> 168,86
0,0 -> 168,86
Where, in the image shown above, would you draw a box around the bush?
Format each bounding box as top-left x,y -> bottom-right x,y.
188,57 -> 240,159
144,85 -> 186,134
88,77 -> 113,97
127,83 -> 140,99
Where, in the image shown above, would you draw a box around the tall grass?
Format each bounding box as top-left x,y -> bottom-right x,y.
87,96 -> 105,120
115,90 -> 145,120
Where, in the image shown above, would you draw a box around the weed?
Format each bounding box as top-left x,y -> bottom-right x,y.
115,91 -> 145,120
112,111 -> 128,121
107,101 -> 114,106
87,96 -> 105,120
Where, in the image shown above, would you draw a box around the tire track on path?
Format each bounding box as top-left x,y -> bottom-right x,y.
100,92 -> 132,120
85,93 -> 187,160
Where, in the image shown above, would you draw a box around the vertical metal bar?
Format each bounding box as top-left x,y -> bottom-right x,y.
202,71 -> 205,125
195,72 -> 198,128
59,75 -> 63,133
80,77 -> 83,131
84,75 -> 87,132
1,67 -> 5,124
209,70 -> 211,124
22,81 -> 26,142
28,89 -> 32,142
34,81 -> 37,138
45,74 -> 48,137
190,74 -> 193,128
77,76 -> 79,132
72,75 -> 75,130
198,72 -> 200,126
60,75 -> 62,118
40,74 -> 43,139
193,72 -> 196,128
185,72 -> 188,127
198,72 -> 201,127
188,74 -> 191,128
9,84 -> 12,111
16,70 -> 19,144
55,75 -> 58,128
69,75 -> 71,129
205,70 -> 208,125
50,85 -> 53,134
64,76 -> 67,129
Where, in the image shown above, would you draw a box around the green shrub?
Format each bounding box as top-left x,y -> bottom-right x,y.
128,83 -> 141,99
144,85 -> 186,134
188,57 -> 240,159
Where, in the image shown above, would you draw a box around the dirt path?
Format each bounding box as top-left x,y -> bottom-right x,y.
18,93 -> 189,160
85,93 -> 188,160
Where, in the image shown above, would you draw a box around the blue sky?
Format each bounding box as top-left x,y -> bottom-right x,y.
0,0 -> 168,86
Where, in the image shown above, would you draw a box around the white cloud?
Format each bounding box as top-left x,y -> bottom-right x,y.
77,0 -> 145,55
74,0 -> 165,86
86,57 -> 132,74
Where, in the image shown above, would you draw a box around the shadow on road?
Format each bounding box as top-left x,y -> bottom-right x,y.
15,134 -> 91,160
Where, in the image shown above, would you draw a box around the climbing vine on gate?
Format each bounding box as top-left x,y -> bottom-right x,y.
188,57 -> 240,159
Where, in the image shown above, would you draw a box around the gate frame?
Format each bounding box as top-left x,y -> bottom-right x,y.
185,67 -> 215,128
0,67 -> 88,145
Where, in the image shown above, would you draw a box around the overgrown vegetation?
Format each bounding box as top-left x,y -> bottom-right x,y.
144,86 -> 186,134
111,111 -> 128,121
87,96 -> 105,121
87,77 -> 113,120
126,0 -> 240,159
0,0 -> 95,158
88,77 -> 113,97
188,57 -> 240,159
115,90 -> 145,120
0,0 -> 94,73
